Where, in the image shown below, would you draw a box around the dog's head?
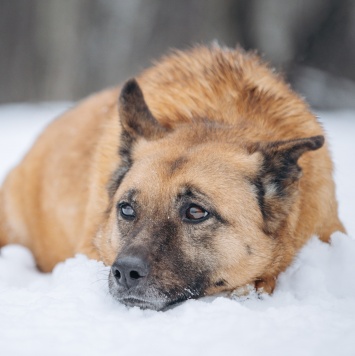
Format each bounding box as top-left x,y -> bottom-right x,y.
97,79 -> 324,310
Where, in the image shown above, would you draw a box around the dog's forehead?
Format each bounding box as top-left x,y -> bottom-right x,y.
122,140 -> 262,206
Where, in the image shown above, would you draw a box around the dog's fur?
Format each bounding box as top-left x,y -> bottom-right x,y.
0,45 -> 345,310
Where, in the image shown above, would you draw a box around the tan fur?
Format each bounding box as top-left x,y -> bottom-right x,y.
0,45 -> 344,298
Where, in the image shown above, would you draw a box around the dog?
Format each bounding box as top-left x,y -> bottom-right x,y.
0,44 -> 345,310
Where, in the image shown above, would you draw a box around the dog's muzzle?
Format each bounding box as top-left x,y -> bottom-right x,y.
109,253 -> 171,310
111,255 -> 149,290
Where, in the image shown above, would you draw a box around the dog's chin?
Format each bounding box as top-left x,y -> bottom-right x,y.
113,290 -> 192,311
110,285 -> 192,311
117,296 -> 173,311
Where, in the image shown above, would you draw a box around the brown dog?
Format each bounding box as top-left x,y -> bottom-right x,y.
0,45 -> 345,310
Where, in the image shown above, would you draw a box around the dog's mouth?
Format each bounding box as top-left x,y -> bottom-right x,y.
109,278 -> 199,311
108,263 -> 207,311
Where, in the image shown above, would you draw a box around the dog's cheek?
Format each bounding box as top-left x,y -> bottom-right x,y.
180,225 -> 221,287
204,227 -> 276,294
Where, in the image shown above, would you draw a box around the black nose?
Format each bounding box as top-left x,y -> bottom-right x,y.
111,255 -> 149,289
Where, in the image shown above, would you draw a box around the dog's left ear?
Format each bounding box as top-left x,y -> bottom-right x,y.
119,79 -> 168,141
259,135 -> 325,184
249,135 -> 324,234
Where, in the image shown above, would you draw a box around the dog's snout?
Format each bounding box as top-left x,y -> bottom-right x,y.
112,256 -> 149,289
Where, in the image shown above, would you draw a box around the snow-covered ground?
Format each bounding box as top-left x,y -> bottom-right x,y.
0,104 -> 354,356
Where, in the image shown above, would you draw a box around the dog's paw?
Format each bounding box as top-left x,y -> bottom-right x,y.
229,283 -> 257,301
254,277 -> 276,295
230,277 -> 276,302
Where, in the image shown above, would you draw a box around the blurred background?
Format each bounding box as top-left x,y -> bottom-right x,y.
1,0 -> 355,109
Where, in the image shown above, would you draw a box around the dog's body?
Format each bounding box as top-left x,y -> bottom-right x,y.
0,45 -> 344,310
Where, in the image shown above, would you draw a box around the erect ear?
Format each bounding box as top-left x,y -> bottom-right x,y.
259,135 -> 324,184
108,79 -> 168,200
250,135 -> 324,234
119,78 -> 168,141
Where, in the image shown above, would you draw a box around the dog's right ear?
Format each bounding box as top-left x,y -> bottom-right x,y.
108,79 -> 168,199
119,79 -> 167,141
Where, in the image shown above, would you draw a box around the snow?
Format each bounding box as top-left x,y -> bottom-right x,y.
0,104 -> 354,356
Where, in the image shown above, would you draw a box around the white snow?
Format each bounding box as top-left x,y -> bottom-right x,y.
0,104 -> 354,356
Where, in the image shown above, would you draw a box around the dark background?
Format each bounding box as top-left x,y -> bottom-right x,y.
1,0 -> 355,109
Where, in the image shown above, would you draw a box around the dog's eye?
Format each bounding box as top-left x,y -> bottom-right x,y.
119,203 -> 136,220
184,205 -> 209,223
